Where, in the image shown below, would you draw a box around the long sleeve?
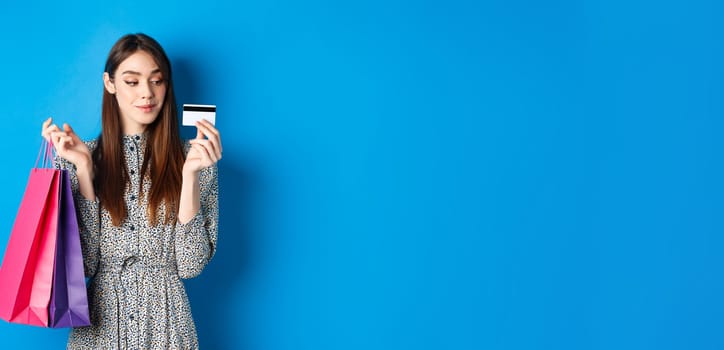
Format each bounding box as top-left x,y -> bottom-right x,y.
54,145 -> 101,278
174,163 -> 219,279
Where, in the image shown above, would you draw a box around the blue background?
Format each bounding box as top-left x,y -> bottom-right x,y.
0,0 -> 722,349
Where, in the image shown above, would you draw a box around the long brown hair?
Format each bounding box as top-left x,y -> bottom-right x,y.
93,33 -> 184,226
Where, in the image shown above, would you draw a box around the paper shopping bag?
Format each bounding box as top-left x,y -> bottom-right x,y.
49,170 -> 90,328
0,141 -> 61,327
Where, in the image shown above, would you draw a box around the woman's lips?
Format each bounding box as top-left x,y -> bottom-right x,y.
136,104 -> 156,113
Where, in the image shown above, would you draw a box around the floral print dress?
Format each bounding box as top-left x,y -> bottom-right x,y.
56,133 -> 219,350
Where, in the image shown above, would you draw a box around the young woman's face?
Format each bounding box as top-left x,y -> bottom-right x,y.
104,50 -> 166,135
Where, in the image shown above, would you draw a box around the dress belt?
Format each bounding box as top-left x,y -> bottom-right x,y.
99,256 -> 177,274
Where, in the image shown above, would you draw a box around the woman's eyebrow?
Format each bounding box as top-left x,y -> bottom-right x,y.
121,68 -> 162,76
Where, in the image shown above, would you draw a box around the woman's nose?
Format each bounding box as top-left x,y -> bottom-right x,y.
140,82 -> 154,99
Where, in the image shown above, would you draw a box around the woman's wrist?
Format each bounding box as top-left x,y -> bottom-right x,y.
75,157 -> 94,179
178,168 -> 201,224
182,165 -> 200,179
74,156 -> 96,200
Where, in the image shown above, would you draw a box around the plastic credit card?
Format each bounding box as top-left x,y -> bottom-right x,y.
182,104 -> 216,126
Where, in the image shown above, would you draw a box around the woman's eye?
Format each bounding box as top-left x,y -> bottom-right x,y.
124,81 -> 138,86
151,79 -> 164,86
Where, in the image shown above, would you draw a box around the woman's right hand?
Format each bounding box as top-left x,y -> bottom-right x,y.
41,117 -> 92,170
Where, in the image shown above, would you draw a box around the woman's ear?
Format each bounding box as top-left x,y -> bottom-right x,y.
103,72 -> 116,94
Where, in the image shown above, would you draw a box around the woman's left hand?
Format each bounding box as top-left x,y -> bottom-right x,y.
184,119 -> 222,174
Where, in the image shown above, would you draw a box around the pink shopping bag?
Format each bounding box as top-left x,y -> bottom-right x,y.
0,141 -> 61,327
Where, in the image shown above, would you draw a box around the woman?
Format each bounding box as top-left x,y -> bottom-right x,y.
41,33 -> 221,349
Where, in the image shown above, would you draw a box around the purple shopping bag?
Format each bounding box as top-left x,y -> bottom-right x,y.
48,170 -> 90,328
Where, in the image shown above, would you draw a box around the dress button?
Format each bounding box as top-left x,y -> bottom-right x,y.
130,146 -> 135,151
131,195 -> 136,201
130,225 -> 135,231
130,170 -> 135,175
129,314 -> 134,321
135,135 -> 140,140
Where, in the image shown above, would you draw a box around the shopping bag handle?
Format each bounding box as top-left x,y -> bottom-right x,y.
35,138 -> 55,169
